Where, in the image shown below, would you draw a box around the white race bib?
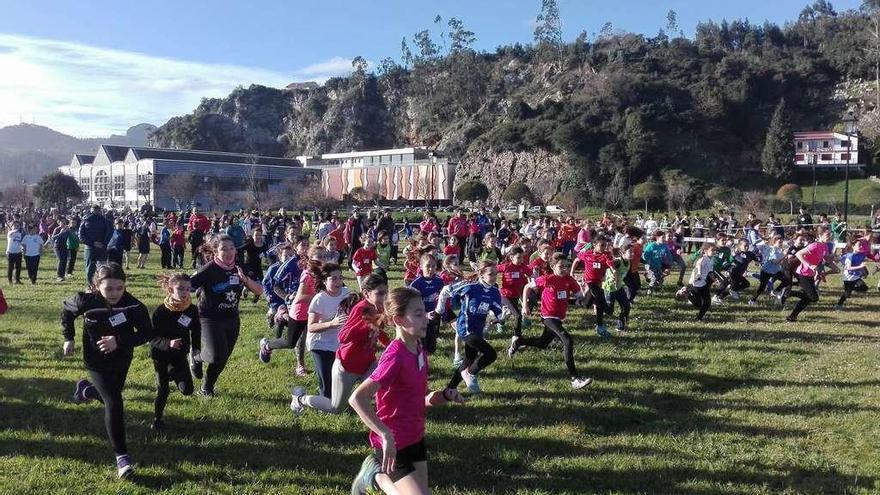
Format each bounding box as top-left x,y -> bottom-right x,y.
228,275 -> 240,286
177,314 -> 192,327
418,352 -> 425,370
556,291 -> 568,300
109,312 -> 127,327
511,272 -> 519,279
592,262 -> 602,269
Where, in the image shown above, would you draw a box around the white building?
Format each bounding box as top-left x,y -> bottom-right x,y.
794,131 -> 861,171
59,145 -> 320,210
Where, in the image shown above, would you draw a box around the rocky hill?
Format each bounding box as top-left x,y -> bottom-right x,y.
151,4 -> 872,206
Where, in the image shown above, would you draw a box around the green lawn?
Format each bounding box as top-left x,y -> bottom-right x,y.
1,244 -> 880,494
799,177 -> 877,208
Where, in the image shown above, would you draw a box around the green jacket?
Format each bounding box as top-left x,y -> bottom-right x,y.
66,231 -> 80,250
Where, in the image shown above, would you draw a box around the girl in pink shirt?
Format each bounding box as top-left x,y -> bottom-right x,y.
787,229 -> 832,322
349,287 -> 464,495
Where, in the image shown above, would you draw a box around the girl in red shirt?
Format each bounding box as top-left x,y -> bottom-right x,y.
497,247 -> 530,340
513,253 -> 592,390
352,234 -> 378,289
291,273 -> 389,415
571,237 -> 615,337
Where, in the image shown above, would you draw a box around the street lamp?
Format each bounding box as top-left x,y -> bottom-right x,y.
842,111 -> 858,224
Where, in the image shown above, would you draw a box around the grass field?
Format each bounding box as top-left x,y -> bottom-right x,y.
1,243 -> 880,494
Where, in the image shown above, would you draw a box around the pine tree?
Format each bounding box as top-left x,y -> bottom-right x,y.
533,0 -> 562,47
762,99 -> 796,181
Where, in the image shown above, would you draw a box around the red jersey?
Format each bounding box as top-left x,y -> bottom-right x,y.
498,261 -> 530,299
534,274 -> 581,319
629,242 -> 643,273
577,249 -> 615,284
336,300 -> 391,375
352,247 -> 377,276
443,244 -> 460,259
329,228 -> 346,250
529,257 -> 548,278
468,220 -> 480,235
559,223 -> 577,242
448,217 -> 468,238
403,259 -> 420,282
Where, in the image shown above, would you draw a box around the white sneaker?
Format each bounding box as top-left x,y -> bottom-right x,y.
571,377 -> 593,389
289,386 -> 305,415
507,337 -> 519,358
748,300 -> 757,306
712,295 -> 723,304
460,368 -> 480,394
729,290 -> 740,300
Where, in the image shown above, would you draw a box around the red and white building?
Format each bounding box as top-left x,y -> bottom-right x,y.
794,131 -> 861,171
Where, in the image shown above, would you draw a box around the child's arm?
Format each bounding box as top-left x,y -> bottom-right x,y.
348,378 -> 396,473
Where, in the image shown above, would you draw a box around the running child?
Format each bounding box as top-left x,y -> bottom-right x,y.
749,235 -> 790,305
571,237 -> 615,336
291,272 -> 388,414
409,253 -> 445,353
497,246 -> 530,340
512,253 -> 593,389
679,243 -> 715,321
62,263 -> 153,478
835,238 -> 870,309
348,287 -> 465,495
603,246 -> 631,331
352,234 -> 378,288
786,229 -> 832,322
150,273 -> 200,431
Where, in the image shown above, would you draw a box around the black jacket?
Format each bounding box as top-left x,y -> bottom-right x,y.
61,291 -> 153,371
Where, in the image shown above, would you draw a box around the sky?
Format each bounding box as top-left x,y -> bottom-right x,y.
0,0 -> 864,137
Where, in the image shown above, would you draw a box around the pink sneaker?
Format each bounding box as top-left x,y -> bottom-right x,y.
295,365 -> 308,377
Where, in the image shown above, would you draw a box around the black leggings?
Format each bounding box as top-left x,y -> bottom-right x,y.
267,319 -> 306,351
87,360 -> 131,456
687,284 -> 711,321
583,283 -> 606,326
507,301 -> 523,338
448,334 -> 496,389
717,271 -> 749,298
837,279 -> 868,306
24,255 -> 39,283
605,288 -> 630,324
197,318 -> 241,392
173,246 -> 185,268
67,249 -> 78,275
160,244 -> 172,269
153,355 -> 194,420
624,270 -> 641,302
515,318 -> 578,378
788,275 -> 819,320
7,253 -> 22,282
423,317 -> 441,354
751,271 -> 791,301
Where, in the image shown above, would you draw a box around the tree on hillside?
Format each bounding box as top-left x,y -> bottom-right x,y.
632,177 -> 664,210
762,99 -> 796,181
534,0 -> 562,50
455,180 -> 490,203
661,170 -> 698,211
501,182 -> 536,205
33,172 -> 83,208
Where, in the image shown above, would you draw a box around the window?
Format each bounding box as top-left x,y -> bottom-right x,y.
820,154 -> 833,161
113,175 -> 125,197
840,153 -> 851,161
795,154 -> 804,161
137,174 -> 152,197
94,170 -> 109,199
822,141 -> 829,148
840,140 -> 850,148
796,142 -> 803,149
79,177 -> 91,193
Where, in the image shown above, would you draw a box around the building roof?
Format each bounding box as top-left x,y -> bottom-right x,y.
100,145 -> 130,162
125,147 -> 303,167
321,147 -> 432,160
794,131 -> 848,140
73,154 -> 95,165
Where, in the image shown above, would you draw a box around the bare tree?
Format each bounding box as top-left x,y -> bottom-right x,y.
740,190 -> 768,216
205,179 -> 226,212
162,173 -> 200,210
244,154 -> 268,210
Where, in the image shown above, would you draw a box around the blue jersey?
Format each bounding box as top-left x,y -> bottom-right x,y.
272,255 -> 302,296
448,281 -> 503,338
410,275 -> 445,312
841,252 -> 867,282
262,261 -> 285,308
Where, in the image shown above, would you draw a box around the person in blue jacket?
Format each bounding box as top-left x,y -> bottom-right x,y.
79,205 -> 114,287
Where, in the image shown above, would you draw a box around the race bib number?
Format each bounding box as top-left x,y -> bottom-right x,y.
228,275 -> 240,286
177,314 -> 192,327
511,272 -> 519,279
556,291 -> 568,300
477,302 -> 490,313
592,262 -> 602,269
109,312 -> 127,327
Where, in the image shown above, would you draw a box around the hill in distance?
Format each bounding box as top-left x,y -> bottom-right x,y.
0,123 -> 156,188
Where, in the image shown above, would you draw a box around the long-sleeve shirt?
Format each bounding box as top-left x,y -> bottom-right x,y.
336,299 -> 391,375
61,291 -> 153,371
689,256 -> 714,287
150,304 -> 201,361
6,230 -> 22,254
435,281 -> 503,338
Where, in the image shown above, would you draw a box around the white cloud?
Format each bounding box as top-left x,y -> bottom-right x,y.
0,34 -> 360,138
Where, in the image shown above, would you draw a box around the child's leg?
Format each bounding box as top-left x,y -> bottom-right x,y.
541,318 -> 578,379
153,367 -> 170,421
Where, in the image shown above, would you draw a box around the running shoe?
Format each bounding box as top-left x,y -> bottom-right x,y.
198,388 -> 215,398
495,322 -> 505,335
350,454 -> 380,495
460,368 -> 481,394
834,304 -> 843,311
258,338 -> 272,364
785,315 -> 797,323
72,379 -> 93,403
596,325 -> 611,338
116,455 -> 134,479
290,386 -> 305,415
729,290 -> 740,300
452,355 -> 463,368
295,364 -> 308,377
571,376 -> 593,389
150,418 -> 165,431
616,319 -> 625,332
748,300 -> 757,306
507,336 -> 520,358
711,295 -> 724,304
